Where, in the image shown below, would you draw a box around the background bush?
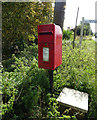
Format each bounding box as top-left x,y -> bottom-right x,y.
62,29 -> 73,40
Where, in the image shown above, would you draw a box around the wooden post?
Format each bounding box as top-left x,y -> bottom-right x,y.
73,7 -> 79,49
79,17 -> 84,46
73,27 -> 77,49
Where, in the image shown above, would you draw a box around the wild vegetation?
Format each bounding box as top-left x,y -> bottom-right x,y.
76,22 -> 93,36
1,2 -> 97,120
2,37 -> 96,120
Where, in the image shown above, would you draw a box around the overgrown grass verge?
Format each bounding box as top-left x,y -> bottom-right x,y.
1,39 -> 96,120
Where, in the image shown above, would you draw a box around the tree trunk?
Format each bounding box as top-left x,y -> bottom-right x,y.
53,1 -> 66,32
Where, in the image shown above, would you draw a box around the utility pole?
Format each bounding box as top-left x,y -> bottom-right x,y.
73,7 -> 79,49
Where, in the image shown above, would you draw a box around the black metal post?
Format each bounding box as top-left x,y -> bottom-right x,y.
49,70 -> 53,94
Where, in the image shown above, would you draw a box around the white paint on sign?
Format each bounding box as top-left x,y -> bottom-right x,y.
57,87 -> 88,112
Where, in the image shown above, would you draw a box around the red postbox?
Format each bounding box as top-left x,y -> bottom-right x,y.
38,24 -> 62,70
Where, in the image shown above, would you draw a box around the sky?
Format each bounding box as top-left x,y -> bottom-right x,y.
62,0 -> 97,33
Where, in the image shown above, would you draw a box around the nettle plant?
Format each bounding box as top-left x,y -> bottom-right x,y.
2,54 -> 49,119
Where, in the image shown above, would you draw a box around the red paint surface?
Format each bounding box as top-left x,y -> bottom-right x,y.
38,24 -> 62,70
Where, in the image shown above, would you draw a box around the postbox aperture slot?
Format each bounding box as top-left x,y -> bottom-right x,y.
39,32 -> 53,35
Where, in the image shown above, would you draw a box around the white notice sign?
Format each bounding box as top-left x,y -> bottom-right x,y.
43,47 -> 49,62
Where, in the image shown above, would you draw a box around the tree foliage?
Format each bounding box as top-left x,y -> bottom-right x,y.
63,29 -> 73,40
76,22 -> 92,36
2,2 -> 53,59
